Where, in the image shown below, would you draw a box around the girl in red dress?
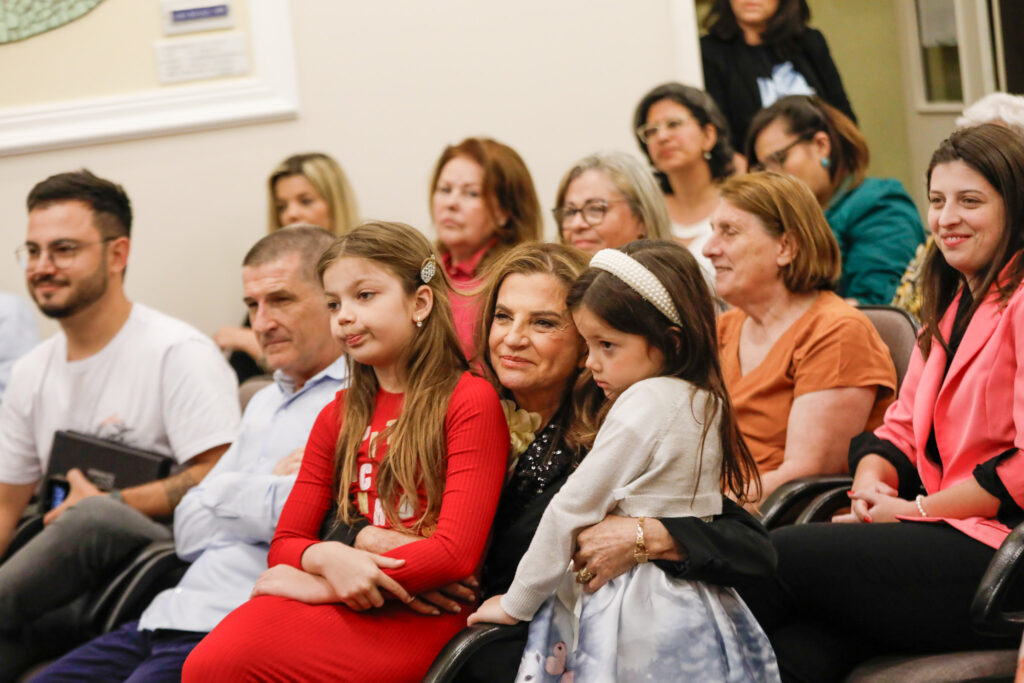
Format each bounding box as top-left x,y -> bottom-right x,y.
183,221 -> 510,682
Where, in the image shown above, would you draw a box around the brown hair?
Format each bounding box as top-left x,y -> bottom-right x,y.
746,95 -> 869,199
317,221 -> 467,533
919,123 -> 1024,357
632,82 -> 736,187
473,242 -> 592,455
704,0 -> 810,56
28,169 -> 132,239
429,138 -> 542,270
268,152 -> 360,235
720,172 -> 841,293
565,240 -> 760,501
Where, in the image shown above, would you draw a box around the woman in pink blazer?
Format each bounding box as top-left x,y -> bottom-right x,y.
740,123 -> 1024,682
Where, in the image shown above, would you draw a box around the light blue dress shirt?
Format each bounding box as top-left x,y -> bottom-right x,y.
138,355 -> 348,633
0,293 -> 39,403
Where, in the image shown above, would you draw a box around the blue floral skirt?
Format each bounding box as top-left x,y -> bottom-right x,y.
516,564 -> 779,682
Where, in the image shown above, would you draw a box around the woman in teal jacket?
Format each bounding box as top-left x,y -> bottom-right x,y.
746,95 -> 924,304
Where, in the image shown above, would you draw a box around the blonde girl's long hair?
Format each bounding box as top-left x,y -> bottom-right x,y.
317,221 -> 467,533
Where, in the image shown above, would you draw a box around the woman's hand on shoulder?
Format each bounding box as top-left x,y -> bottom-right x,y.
467,594 -> 519,626
302,540 -> 412,611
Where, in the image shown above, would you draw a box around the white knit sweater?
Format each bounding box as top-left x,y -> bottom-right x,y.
500,376 -> 724,621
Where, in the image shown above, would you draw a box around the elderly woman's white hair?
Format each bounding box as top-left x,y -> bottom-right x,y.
956,92 -> 1024,135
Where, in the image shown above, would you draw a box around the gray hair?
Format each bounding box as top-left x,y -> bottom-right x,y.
956,93 -> 1024,136
555,150 -> 670,242
243,225 -> 336,286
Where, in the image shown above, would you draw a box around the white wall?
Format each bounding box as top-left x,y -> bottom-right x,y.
0,0 -> 699,338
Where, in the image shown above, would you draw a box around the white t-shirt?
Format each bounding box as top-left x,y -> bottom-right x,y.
671,218 -> 716,285
0,303 -> 240,485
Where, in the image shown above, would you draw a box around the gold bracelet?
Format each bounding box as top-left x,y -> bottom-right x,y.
633,516 -> 648,564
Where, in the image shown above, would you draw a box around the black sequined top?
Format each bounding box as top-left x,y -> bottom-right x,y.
481,414 -> 580,596
503,420 -> 575,518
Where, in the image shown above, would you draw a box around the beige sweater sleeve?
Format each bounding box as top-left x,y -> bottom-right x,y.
500,377 -> 712,621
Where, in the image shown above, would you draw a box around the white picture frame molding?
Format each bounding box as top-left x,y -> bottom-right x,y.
0,0 -> 298,156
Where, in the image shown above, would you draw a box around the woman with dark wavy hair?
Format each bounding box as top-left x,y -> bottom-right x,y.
746,95 -> 925,304
700,0 -> 854,151
633,82 -> 736,277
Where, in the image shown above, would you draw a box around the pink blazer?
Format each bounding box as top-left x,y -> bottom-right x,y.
875,280 -> 1024,549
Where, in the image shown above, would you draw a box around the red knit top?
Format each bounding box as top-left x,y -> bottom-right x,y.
268,372 -> 509,594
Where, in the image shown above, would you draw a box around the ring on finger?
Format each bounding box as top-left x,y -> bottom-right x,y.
576,567 -> 594,583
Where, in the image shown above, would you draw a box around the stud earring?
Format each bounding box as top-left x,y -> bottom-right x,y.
703,150 -> 712,160
821,157 -> 831,169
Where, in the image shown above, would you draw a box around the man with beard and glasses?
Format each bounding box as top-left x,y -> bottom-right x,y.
0,170 -> 240,676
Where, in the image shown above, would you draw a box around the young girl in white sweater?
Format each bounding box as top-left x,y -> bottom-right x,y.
469,241 -> 779,682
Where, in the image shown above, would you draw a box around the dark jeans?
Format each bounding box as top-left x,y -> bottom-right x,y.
0,497 -> 170,680
32,620 -> 205,683
739,522 -> 1020,683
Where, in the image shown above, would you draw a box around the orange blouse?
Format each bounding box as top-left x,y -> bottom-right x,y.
717,291 -> 897,474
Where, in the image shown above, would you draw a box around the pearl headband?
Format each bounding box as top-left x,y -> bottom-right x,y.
589,249 -> 682,326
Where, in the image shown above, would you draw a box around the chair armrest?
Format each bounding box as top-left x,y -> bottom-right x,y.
0,514 -> 44,564
970,522 -> 1024,637
758,475 -> 853,529
794,486 -> 852,525
83,540 -> 189,634
422,622 -> 528,683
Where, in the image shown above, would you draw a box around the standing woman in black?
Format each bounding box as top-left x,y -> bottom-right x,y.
700,0 -> 855,152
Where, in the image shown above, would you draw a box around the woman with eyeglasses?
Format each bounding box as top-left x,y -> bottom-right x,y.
633,83 -> 736,278
700,0 -> 854,152
746,96 -> 925,305
554,151 -> 670,256
430,137 -> 542,358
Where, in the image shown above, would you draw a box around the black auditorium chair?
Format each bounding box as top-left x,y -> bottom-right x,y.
14,540 -> 189,681
422,623 -> 528,683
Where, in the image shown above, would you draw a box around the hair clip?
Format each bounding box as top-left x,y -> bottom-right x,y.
420,255 -> 437,284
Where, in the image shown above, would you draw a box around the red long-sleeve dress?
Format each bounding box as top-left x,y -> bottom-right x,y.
183,372 -> 509,682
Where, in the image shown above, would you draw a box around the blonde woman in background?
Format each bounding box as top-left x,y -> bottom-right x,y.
216,152 -> 359,381
267,152 -> 360,234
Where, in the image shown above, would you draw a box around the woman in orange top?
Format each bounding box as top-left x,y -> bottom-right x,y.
703,171 -> 895,506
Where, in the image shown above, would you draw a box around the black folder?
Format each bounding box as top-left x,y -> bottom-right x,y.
43,430 -> 174,510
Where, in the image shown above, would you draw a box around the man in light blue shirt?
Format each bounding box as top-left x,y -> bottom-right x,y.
36,226 -> 346,681
0,293 -> 39,403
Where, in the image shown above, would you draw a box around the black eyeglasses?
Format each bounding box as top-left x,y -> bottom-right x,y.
553,200 -> 630,228
753,133 -> 816,172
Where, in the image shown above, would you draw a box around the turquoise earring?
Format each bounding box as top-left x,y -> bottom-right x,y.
821,157 -> 831,169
